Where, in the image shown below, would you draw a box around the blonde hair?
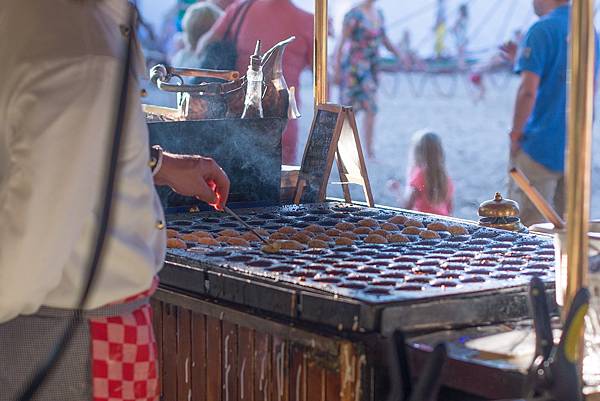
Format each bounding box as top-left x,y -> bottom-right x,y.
182,3 -> 223,49
410,130 -> 449,204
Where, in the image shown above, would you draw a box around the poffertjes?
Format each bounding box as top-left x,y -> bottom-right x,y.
357,218 -> 378,227
401,226 -> 422,235
364,234 -> 388,244
278,240 -> 306,250
181,233 -> 201,242
305,224 -> 326,233
167,238 -> 187,249
340,231 -> 358,240
353,226 -> 372,235
387,215 -> 407,225
191,230 -> 212,238
381,222 -> 399,231
335,222 -> 354,231
325,228 -> 342,237
404,219 -> 424,228
277,226 -> 298,235
219,229 -> 240,237
269,232 -> 288,240
197,237 -> 219,246
291,232 -> 312,244
166,229 -> 179,238
226,237 -> 250,246
308,239 -> 329,248
335,236 -> 354,245
420,230 -> 441,239
448,225 -> 469,235
388,234 -> 410,243
427,222 -> 449,232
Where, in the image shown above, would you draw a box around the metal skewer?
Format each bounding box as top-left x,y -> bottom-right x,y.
223,206 -> 270,245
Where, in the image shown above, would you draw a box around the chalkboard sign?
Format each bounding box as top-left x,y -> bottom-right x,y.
296,104 -> 342,202
294,104 -> 374,205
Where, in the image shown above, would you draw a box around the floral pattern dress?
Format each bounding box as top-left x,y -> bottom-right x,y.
340,7 -> 386,112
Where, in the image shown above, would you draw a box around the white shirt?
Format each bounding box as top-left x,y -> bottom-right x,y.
0,0 -> 166,323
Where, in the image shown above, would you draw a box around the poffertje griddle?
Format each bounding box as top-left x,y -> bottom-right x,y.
161,202 -> 555,333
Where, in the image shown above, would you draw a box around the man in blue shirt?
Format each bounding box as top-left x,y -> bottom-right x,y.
508,0 -> 599,226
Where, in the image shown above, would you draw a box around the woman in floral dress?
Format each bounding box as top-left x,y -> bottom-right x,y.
334,0 -> 401,159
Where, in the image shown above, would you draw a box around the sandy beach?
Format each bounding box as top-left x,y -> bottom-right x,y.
295,70 -> 600,221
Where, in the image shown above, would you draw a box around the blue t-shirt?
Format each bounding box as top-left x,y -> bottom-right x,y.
515,5 -> 599,172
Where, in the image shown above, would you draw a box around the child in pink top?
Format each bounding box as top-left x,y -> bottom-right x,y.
405,131 -> 454,216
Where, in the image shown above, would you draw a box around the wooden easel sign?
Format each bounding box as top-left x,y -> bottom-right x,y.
293,103 -> 374,206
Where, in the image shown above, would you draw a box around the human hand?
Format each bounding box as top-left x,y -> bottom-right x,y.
154,153 -> 230,210
500,41 -> 518,64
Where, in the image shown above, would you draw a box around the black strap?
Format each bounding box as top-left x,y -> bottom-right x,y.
224,0 -> 255,43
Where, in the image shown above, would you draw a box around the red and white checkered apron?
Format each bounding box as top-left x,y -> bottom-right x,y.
89,277 -> 160,401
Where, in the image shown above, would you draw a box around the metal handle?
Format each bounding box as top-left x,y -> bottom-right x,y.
149,64 -> 239,93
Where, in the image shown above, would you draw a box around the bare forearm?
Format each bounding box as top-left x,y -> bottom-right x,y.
512,84 -> 536,132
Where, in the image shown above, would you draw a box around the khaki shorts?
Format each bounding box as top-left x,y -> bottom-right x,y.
508,150 -> 564,227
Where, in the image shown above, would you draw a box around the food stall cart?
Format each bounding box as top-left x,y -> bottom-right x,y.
146,0 -> 599,400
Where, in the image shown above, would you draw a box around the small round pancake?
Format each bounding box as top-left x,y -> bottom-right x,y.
291,232 -> 312,244
340,231 -> 359,240
241,232 -> 261,242
181,233 -> 201,242
371,229 -> 388,237
197,237 -> 219,246
279,240 -> 306,251
216,236 -> 230,242
388,215 -> 408,225
335,236 -> 355,246
269,232 -> 289,240
404,219 -> 425,228
166,229 -> 179,238
381,222 -> 399,231
335,222 -> 355,231
448,225 -> 469,235
226,237 -> 250,246
388,234 -> 410,243
308,239 -> 329,249
353,226 -> 373,235
167,238 -> 187,249
219,229 -> 240,237
305,224 -> 326,233
401,226 -> 423,235
419,230 -> 441,239
364,234 -> 388,244
325,228 -> 342,237
315,234 -> 332,242
358,218 -> 378,228
277,226 -> 298,235
427,222 -> 449,232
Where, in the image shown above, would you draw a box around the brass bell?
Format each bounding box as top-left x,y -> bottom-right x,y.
478,192 -> 527,232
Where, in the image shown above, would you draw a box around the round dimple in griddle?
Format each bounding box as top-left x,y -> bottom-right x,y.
268,265 -> 294,273
247,260 -> 274,268
357,266 -> 381,274
347,274 -> 373,282
284,260 -> 307,266
431,280 -> 459,288
405,275 -> 434,284
527,262 -> 553,270
530,256 -> 555,263
446,235 -> 470,243
453,251 -> 477,257
418,239 -> 443,246
226,255 -> 256,263
367,261 -> 392,267
469,238 -> 493,246
503,257 -> 527,266
338,282 -> 367,290
536,249 -> 555,256
513,245 -> 537,252
460,245 -> 485,252
495,233 -> 519,242
274,218 -> 293,224
288,270 -> 315,279
371,280 -> 397,287
416,259 -> 441,266
247,220 -> 265,226
381,271 -> 406,279
258,213 -> 277,219
313,276 -> 342,284
333,262 -> 360,269
499,265 -> 523,272
472,230 -> 499,239
304,248 -> 331,256
518,238 -> 543,246
333,246 -> 358,253
434,248 -> 457,255
488,243 -> 512,250
470,259 -> 499,267
389,263 -> 415,271
412,266 -> 439,275
331,213 -> 348,219
394,255 -> 421,263
171,220 -> 194,226
437,272 -> 462,279
364,288 -> 390,295
466,268 -> 493,275
345,216 -> 363,223
445,257 -> 472,265
293,222 -> 310,228
302,216 -> 320,222
361,243 -> 388,250
191,224 -> 213,231
491,273 -> 516,280
200,218 -> 219,224
320,219 -> 339,227
325,269 -> 348,277
522,270 -> 547,277
345,256 -> 371,263
309,209 -> 332,215
282,210 -> 306,217
206,251 -> 231,258
396,284 -> 424,291
461,275 -> 487,283
305,264 -> 329,271
355,250 -> 378,257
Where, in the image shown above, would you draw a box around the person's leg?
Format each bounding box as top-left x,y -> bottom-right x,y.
364,109 -> 376,159
282,119 -> 299,165
508,151 -> 561,227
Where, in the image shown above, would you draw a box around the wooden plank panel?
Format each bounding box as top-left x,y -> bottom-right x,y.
339,343 -> 358,401
272,337 -> 289,401
325,369 -> 341,401
191,312 -> 207,401
150,299 -> 163,399
238,327 -> 255,401
222,321 -> 238,401
290,348 -> 305,401
162,303 -> 178,401
207,316 -> 223,401
254,331 -> 272,401
177,308 -> 192,401
306,359 -> 325,401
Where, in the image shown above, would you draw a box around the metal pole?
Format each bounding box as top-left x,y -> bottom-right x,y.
565,0 -> 594,315
314,0 -> 328,105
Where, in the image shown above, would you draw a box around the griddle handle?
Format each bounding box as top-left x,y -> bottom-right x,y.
529,277 -> 554,360
407,343 -> 447,401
